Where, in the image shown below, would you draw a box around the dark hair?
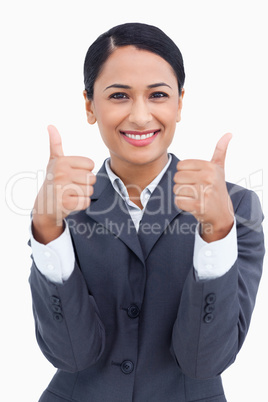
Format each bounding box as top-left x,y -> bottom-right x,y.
84,22 -> 185,99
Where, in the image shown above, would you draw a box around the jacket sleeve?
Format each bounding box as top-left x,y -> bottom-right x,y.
171,189 -> 265,379
29,258 -> 106,373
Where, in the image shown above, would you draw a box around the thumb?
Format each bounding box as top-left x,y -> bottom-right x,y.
211,132 -> 232,168
48,125 -> 64,158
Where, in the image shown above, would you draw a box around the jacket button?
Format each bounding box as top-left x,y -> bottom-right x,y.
127,304 -> 140,319
204,304 -> 215,313
53,313 -> 63,322
50,296 -> 61,305
203,313 -> 214,323
120,360 -> 134,374
205,293 -> 216,304
51,305 -> 62,313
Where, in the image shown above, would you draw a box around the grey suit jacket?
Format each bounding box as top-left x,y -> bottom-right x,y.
29,154 -> 265,402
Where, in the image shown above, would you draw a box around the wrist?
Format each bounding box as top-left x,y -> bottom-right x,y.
200,218 -> 234,243
32,214 -> 64,244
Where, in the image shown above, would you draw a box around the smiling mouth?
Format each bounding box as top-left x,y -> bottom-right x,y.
120,130 -> 160,140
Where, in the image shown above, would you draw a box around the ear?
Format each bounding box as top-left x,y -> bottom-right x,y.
83,90 -> 97,125
176,88 -> 185,123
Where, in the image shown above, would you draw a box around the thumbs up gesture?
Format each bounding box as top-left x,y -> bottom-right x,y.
32,125 -> 96,244
173,133 -> 234,242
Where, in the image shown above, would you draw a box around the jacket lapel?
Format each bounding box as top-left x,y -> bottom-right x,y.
85,154 -> 182,263
85,162 -> 145,263
137,154 -> 182,260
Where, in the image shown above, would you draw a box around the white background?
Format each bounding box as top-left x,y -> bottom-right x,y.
1,1 -> 267,401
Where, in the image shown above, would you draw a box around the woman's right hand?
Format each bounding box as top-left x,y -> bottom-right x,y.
32,125 -> 96,244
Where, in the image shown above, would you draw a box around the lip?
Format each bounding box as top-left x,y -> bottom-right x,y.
122,129 -> 160,135
120,129 -> 160,147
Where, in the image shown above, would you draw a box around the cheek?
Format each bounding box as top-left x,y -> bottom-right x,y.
97,105 -> 128,131
96,109 -> 124,146
155,103 -> 179,126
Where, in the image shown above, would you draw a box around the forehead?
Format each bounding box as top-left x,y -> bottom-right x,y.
95,45 -> 177,88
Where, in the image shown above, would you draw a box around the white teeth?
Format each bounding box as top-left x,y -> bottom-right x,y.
124,132 -> 156,140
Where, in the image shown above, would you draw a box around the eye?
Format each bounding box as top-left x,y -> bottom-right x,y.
150,92 -> 169,99
109,92 -> 129,100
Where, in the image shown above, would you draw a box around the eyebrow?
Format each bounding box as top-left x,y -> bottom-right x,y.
104,82 -> 172,91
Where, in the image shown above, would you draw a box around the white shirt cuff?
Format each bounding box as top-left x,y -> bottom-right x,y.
193,219 -> 238,280
29,219 -> 75,284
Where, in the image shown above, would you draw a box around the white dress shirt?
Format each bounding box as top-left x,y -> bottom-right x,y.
30,154 -> 238,284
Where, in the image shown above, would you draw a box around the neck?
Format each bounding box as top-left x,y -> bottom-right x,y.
109,153 -> 169,199
110,153 -> 168,195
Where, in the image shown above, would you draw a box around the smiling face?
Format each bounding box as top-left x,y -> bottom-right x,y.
84,45 -> 184,175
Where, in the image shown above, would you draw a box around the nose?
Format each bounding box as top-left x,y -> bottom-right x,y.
128,98 -> 152,127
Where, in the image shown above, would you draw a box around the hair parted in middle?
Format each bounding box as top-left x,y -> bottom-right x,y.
84,22 -> 185,100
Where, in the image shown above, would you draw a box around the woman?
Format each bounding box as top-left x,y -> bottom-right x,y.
29,23 -> 264,402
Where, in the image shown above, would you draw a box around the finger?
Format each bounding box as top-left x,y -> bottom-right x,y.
173,184 -> 198,198
176,159 -> 210,171
61,184 -> 94,198
70,187 -> 94,197
173,170 -> 198,184
174,196 -> 198,215
70,170 -> 96,185
211,132 -> 232,168
48,125 -> 64,158
62,196 -> 92,214
65,156 -> 95,171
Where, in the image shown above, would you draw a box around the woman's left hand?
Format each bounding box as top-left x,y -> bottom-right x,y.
173,133 -> 234,242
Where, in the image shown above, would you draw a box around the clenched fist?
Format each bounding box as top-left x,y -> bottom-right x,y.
173,133 -> 234,242
32,125 -> 96,244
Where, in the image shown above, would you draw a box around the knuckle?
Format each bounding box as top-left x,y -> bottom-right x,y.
173,171 -> 180,182
176,161 -> 182,170
87,186 -> 94,197
81,156 -> 94,170
173,184 -> 181,195
88,158 -> 95,170
84,198 -> 91,208
88,172 -> 96,184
